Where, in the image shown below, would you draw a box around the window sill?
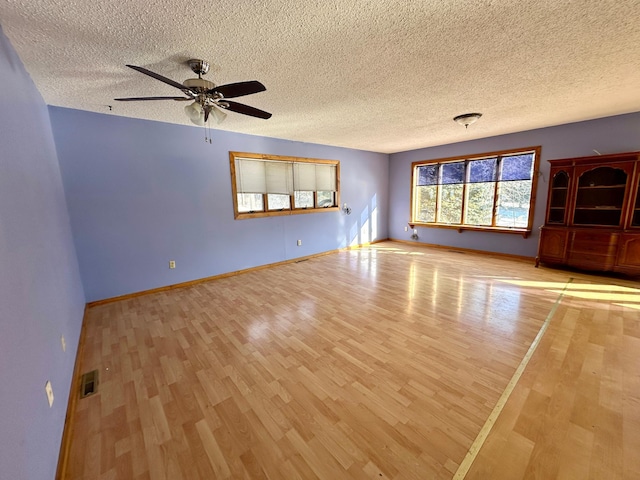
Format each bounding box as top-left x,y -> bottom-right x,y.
235,206 -> 339,219
409,222 -> 532,238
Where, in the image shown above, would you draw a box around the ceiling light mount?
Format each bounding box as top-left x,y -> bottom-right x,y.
454,112 -> 482,129
188,59 -> 210,77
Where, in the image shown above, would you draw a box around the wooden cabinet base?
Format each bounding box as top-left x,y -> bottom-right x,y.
537,227 -> 568,264
567,230 -> 618,271
615,234 -> 640,274
538,227 -> 640,275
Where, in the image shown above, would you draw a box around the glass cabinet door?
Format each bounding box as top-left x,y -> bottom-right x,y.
573,166 -> 627,226
548,170 -> 569,224
632,176 -> 640,227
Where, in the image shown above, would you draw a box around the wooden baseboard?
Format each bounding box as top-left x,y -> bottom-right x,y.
87,251 -> 337,307
55,305 -> 90,480
87,240 -> 391,307
387,238 -> 535,263
87,240 -> 389,307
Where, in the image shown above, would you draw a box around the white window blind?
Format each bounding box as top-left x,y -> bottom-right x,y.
235,157 -> 337,195
265,161 -> 293,195
293,163 -> 317,191
316,164 -> 337,191
235,159 -> 266,193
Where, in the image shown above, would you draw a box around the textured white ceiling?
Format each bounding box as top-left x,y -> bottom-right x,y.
1,1 -> 639,153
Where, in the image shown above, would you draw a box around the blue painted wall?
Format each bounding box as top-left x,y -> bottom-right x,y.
49,107 -> 389,302
389,112 -> 640,257
0,27 -> 85,480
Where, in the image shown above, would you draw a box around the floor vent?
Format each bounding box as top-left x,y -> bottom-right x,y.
80,370 -> 99,398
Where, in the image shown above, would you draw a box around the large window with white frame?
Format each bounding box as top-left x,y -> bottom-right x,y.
230,152 -> 340,219
410,147 -> 540,236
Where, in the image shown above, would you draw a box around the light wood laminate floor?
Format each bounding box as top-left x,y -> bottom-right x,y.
62,241 -> 640,479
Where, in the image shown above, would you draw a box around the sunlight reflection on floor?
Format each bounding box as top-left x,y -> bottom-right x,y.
493,278 -> 640,308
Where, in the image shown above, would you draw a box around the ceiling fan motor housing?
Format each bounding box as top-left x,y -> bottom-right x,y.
182,77 -> 216,93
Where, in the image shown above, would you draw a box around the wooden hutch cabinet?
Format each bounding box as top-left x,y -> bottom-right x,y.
536,151 -> 640,275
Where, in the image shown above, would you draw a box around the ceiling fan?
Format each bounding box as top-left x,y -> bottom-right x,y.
114,59 -> 271,126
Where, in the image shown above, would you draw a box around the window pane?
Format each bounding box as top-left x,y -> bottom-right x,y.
464,183 -> 495,225
237,193 -> 264,213
294,191 -> 314,208
496,180 -> 531,227
500,154 -> 534,181
441,162 -> 465,184
415,185 -> 437,222
437,184 -> 463,223
468,158 -> 497,183
417,165 -> 438,186
267,194 -> 291,211
317,191 -> 335,207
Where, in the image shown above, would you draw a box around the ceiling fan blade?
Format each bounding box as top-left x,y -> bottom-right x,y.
114,96 -> 192,101
221,101 -> 272,119
211,80 -> 266,98
126,65 -> 192,93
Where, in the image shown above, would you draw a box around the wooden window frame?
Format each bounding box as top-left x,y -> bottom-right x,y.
230,151 -> 340,219
410,146 -> 541,238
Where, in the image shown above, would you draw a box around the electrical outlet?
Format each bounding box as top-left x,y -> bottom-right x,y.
297,240 -> 302,246
45,381 -> 54,407
404,226 -> 408,231
169,260 -> 176,269
61,335 -> 66,352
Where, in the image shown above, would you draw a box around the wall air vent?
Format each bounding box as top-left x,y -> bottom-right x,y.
80,370 -> 99,398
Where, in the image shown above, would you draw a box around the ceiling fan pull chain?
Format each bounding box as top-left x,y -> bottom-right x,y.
204,120 -> 212,144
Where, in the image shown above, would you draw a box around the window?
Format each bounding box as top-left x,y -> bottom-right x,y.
230,152 -> 340,219
411,147 -> 540,236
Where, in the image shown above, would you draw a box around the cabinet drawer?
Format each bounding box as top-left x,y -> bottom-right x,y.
570,240 -> 617,255
571,231 -> 618,245
570,231 -> 619,255
567,252 -> 617,271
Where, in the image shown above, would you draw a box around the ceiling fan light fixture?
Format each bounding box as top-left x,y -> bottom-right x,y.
184,101 -> 205,126
211,105 -> 227,124
454,112 -> 482,128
